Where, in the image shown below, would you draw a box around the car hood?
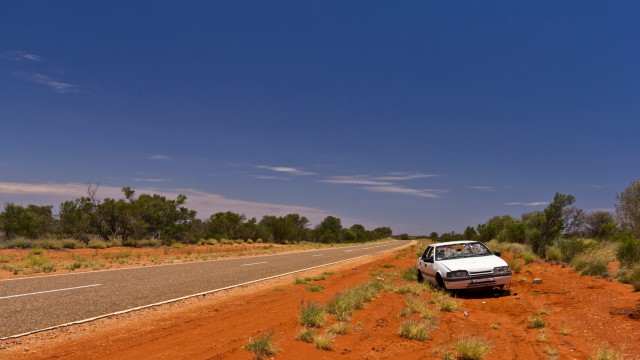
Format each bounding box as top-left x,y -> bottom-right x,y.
439,255 -> 507,272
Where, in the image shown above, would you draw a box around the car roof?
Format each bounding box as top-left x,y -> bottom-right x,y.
431,240 -> 478,246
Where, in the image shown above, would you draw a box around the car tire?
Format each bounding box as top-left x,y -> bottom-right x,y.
436,273 -> 446,289
416,269 -> 424,283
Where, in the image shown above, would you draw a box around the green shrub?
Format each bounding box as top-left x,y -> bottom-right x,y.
308,285 -> 324,292
527,314 -> 546,329
399,320 -> 431,341
545,246 -> 562,262
327,282 -> 383,321
520,252 -> 537,264
299,302 -> 327,328
571,250 -> 614,277
62,239 -> 82,249
454,336 -> 491,360
313,334 -> 334,350
508,259 -> 524,274
33,239 -> 62,250
327,322 -> 349,335
8,237 -> 31,249
245,333 -> 278,359
402,267 -> 418,281
294,277 -> 309,284
617,233 -> 640,267
558,238 -> 597,262
431,290 -> 461,312
296,329 -> 316,343
30,248 -> 44,255
617,266 -> 640,291
87,239 -> 107,249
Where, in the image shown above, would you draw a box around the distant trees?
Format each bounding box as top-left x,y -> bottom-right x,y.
616,180 -> 640,238
0,186 -> 392,246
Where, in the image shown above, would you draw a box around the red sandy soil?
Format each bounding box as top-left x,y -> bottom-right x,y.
1,245 -> 639,359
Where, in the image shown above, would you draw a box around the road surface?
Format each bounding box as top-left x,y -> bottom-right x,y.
0,240 -> 409,338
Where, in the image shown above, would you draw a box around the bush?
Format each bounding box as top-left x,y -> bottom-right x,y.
616,233 -> 640,267
296,329 -> 316,343
87,239 -> 107,249
558,238 -> 597,262
327,322 -> 349,335
313,334 -> 334,350
544,246 -> 562,262
62,239 -> 83,249
8,237 -> 31,249
589,344 -> 626,360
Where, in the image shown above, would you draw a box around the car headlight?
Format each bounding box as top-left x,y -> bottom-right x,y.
446,270 -> 469,279
493,266 -> 511,274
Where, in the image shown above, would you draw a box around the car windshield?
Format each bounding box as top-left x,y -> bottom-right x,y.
435,242 -> 492,261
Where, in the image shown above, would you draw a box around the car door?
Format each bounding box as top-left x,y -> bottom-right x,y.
418,246 -> 436,281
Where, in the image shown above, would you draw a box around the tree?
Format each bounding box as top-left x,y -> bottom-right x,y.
463,226 -> 477,240
583,211 -> 616,240
0,203 -> 53,239
535,193 -> 583,255
616,180 -> 640,238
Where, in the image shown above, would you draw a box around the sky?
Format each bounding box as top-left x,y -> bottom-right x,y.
1,1 -> 639,235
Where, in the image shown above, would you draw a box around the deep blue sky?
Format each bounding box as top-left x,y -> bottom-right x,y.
1,1 -> 639,234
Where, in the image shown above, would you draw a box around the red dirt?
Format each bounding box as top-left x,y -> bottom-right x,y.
1,245 -> 639,359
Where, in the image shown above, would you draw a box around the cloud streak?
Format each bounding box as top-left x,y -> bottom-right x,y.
505,202 -> 548,206
29,74 -> 76,93
320,175 -> 392,186
374,172 -> 439,181
1,51 -> 43,62
363,185 -> 446,198
148,155 -> 172,160
256,165 -> 314,176
133,178 -> 173,183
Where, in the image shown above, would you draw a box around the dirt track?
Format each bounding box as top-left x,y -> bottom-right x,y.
1,245 -> 639,359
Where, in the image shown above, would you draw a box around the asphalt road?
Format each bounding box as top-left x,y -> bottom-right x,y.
0,240 -> 409,339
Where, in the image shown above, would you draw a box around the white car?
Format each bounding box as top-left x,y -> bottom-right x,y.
417,240 -> 511,290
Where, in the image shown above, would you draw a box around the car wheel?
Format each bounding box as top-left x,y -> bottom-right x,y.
436,273 -> 447,289
416,269 -> 424,283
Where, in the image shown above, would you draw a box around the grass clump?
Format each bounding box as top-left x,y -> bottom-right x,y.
536,329 -> 548,342
308,285 -> 324,292
245,332 -> 278,359
490,322 -> 500,329
296,328 -> 316,343
454,336 -> 491,360
432,290 -> 461,312
299,302 -> 327,328
571,250 -> 613,277
527,314 -> 546,329
313,334 -> 334,350
508,258 -> 524,274
399,320 -> 431,341
394,282 -> 433,295
327,322 -> 349,335
616,266 -> 640,291
294,277 -> 309,284
401,267 -> 418,281
589,344 -> 626,360
327,281 -> 383,321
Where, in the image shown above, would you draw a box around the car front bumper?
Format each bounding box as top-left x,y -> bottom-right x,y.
444,274 -> 511,290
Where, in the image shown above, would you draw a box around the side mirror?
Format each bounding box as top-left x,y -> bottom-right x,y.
494,251 -> 501,257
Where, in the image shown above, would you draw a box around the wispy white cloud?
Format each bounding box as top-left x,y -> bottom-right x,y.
0,181 -> 333,225
133,178 -> 173,183
29,73 -> 76,93
374,172 -> 439,181
505,202 -> 548,206
1,50 -> 43,62
251,175 -> 289,180
256,165 -> 314,176
148,155 -> 172,160
321,175 -> 392,186
363,185 -> 446,198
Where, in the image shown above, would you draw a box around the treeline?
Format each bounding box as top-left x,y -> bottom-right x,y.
426,180 -> 640,264
0,186 -> 393,245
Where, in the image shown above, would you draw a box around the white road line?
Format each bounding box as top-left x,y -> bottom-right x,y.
312,254 -> 324,257
241,262 -> 267,267
0,284 -> 102,300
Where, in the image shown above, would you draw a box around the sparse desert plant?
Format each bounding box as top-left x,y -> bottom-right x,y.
527,314 -> 546,329
536,329 -> 548,342
571,250 -> 613,277
87,239 -> 107,249
62,239 -> 83,249
454,336 -> 491,360
616,266 -> 640,291
399,320 -> 431,341
509,258 -> 524,273
299,302 -> 327,328
245,332 -> 278,359
432,290 -> 461,312
327,322 -> 349,335
559,327 -> 571,336
404,296 -> 430,315
490,322 -> 500,329
520,252 -> 537,264
395,283 -> 432,295
616,233 -> 640,267
296,328 -> 316,343
545,246 -> 563,262
381,264 -> 396,268
543,347 -> 559,356
327,281 -> 383,321
294,277 -> 309,284
589,344 -> 626,360
8,237 -> 31,249
30,248 -> 44,255
308,285 -> 324,292
313,333 -> 334,350
322,271 -> 334,276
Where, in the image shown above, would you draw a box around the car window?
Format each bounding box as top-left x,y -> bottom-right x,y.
435,242 -> 492,260
422,246 -> 433,259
